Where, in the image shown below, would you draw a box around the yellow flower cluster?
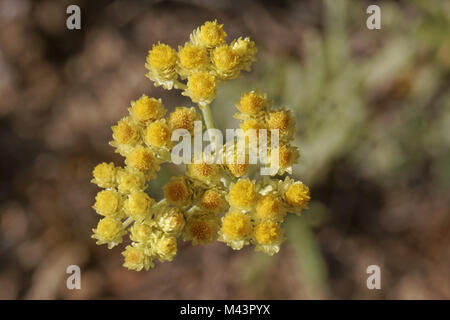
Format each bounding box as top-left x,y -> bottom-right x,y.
91,21 -> 310,271
91,95 -> 202,270
145,20 -> 257,107
234,90 -> 300,175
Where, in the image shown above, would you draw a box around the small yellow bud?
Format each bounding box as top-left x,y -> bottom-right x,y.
185,218 -> 216,245
157,208 -> 185,235
228,162 -> 249,177
122,245 -> 149,271
124,192 -> 155,221
212,45 -> 238,71
130,95 -> 166,123
228,178 -> 257,209
222,211 -> 252,240
145,120 -> 171,147
267,110 -> 294,139
95,217 -> 124,242
117,169 -> 146,194
236,91 -> 266,115
125,147 -> 155,172
285,182 -> 310,208
231,37 -> 257,71
147,42 -> 177,70
112,119 -> 139,145
255,195 -> 284,221
186,72 -> 217,104
156,236 -> 177,262
240,119 -> 265,137
93,190 -> 121,217
198,20 -> 227,47
254,221 -> 283,245
168,107 -> 200,134
187,161 -> 220,181
163,177 -> 190,207
92,162 -> 116,188
198,190 -> 223,213
130,222 -> 153,243
178,44 -> 208,71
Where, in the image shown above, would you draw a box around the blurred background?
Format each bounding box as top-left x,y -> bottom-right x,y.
0,0 -> 449,299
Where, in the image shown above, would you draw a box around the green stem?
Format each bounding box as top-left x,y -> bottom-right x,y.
122,217 -> 133,228
173,80 -> 187,90
201,104 -> 216,131
201,103 -> 219,152
153,198 -> 167,210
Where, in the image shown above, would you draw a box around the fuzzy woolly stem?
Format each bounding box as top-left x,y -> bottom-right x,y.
201,103 -> 220,152
201,104 -> 216,132
173,80 -> 187,90
122,217 -> 134,228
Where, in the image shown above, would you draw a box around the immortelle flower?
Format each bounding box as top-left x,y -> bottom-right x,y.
168,107 -> 201,134
145,42 -> 178,89
184,72 -> 217,107
218,211 -> 253,250
91,162 -> 117,188
90,20 -> 310,271
177,43 -> 209,78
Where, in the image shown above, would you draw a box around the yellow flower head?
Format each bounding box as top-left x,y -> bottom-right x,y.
254,220 -> 284,245
198,189 -> 225,213
240,119 -> 266,137
93,190 -> 121,217
147,42 -> 177,70
221,211 -> 252,240
218,210 -> 252,250
124,191 -> 155,222
255,194 -> 285,222
163,176 -> 191,207
267,109 -> 295,140
193,20 -> 227,48
93,217 -> 125,247
178,43 -> 208,73
227,162 -> 249,178
145,119 -> 171,148
212,45 -> 238,72
168,107 -> 201,134
185,72 -> 217,105
225,147 -> 250,177
285,181 -> 310,209
122,245 -> 151,271
130,95 -> 166,123
91,162 -> 117,188
155,235 -> 178,262
157,207 -> 186,235
130,222 -> 153,243
231,37 -> 257,71
125,146 -> 156,172
184,217 -> 217,245
228,178 -> 257,209
236,91 -> 268,115
187,160 -> 220,182
269,144 -> 299,175
240,119 -> 268,150
117,168 -> 146,194
112,118 -> 139,145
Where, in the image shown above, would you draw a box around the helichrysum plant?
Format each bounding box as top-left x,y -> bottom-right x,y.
91,20 -> 310,271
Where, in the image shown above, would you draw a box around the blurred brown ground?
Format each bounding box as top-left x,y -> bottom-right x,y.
0,0 -> 449,299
